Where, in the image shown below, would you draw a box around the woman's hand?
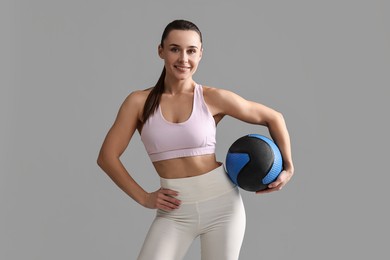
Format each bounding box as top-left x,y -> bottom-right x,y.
144,188 -> 182,211
256,168 -> 294,194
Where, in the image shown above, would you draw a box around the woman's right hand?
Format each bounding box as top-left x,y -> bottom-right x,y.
144,188 -> 181,211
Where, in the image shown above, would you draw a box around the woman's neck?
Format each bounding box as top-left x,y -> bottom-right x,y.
163,77 -> 195,95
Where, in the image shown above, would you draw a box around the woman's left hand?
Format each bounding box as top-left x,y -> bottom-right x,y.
255,169 -> 294,194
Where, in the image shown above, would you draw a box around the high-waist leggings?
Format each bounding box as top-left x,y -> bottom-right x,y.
137,165 -> 246,260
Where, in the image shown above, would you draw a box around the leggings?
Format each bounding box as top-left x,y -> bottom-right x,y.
137,165 -> 246,260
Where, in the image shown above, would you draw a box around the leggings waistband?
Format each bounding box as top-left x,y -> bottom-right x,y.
160,165 -> 236,203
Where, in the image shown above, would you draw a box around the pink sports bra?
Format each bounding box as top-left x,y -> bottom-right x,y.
140,84 -> 216,162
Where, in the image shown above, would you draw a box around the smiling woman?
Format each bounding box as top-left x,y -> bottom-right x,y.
159,30 -> 202,80
97,19 -> 294,260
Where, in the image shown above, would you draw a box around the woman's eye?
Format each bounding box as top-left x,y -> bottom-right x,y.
188,49 -> 196,54
170,48 -> 179,52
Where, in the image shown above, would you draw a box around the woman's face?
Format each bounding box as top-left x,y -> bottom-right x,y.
159,30 -> 203,81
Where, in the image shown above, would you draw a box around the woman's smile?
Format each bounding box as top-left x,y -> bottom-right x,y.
174,65 -> 191,72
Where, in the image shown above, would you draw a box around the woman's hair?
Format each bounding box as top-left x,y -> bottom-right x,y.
142,19 -> 203,124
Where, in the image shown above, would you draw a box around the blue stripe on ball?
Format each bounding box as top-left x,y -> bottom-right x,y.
248,134 -> 283,184
225,153 -> 250,185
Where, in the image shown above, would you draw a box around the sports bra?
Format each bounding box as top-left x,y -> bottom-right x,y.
140,84 -> 216,162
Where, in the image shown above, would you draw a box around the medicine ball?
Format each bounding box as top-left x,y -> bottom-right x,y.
225,134 -> 283,192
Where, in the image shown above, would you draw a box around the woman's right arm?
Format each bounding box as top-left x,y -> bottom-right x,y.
97,91 -> 181,210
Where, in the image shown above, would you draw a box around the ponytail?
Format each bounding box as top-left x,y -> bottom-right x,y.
142,67 -> 166,123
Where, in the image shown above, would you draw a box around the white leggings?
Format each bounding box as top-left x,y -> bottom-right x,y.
137,165 -> 246,260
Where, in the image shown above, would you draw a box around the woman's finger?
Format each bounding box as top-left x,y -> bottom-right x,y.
157,188 -> 181,209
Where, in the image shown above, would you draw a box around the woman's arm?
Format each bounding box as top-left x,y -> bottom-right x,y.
205,87 -> 294,193
97,91 -> 181,209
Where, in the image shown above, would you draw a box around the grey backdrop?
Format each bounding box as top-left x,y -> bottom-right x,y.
2,0 -> 389,259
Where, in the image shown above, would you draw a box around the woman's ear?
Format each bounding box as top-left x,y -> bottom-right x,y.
158,45 -> 164,59
199,47 -> 203,60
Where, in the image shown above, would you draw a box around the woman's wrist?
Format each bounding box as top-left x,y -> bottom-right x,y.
283,162 -> 294,173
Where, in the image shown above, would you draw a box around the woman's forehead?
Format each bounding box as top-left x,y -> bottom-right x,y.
163,30 -> 202,47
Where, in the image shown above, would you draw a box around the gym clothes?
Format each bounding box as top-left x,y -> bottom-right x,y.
141,84 -> 216,162
137,165 -> 246,260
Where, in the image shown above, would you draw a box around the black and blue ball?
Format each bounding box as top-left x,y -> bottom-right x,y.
225,134 -> 283,192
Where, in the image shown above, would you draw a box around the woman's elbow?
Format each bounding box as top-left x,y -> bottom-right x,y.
275,111 -> 285,123
97,152 -> 105,168
97,148 -> 121,168
97,150 -> 111,169
264,110 -> 284,127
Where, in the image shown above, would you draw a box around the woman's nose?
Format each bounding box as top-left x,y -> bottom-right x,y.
179,51 -> 188,62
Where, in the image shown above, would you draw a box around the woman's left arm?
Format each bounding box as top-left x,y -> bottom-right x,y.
205,87 -> 294,193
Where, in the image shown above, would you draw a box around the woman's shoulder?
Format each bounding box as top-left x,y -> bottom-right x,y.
201,85 -> 248,111
122,88 -> 152,109
123,87 -> 152,105
201,85 -> 221,95
201,85 -> 235,100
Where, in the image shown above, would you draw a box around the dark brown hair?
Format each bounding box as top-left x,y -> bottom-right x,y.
142,19 -> 203,123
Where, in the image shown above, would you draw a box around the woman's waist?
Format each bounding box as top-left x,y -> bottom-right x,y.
159,164 -> 237,203
153,154 -> 220,179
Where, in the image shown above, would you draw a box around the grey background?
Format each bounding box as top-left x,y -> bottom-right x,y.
1,0 -> 389,259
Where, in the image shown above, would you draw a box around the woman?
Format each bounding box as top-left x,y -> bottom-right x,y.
97,19 -> 294,260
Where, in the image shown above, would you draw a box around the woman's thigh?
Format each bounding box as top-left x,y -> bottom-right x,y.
199,188 -> 246,260
137,204 -> 199,260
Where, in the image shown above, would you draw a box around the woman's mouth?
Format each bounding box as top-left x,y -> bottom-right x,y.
174,65 -> 191,72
